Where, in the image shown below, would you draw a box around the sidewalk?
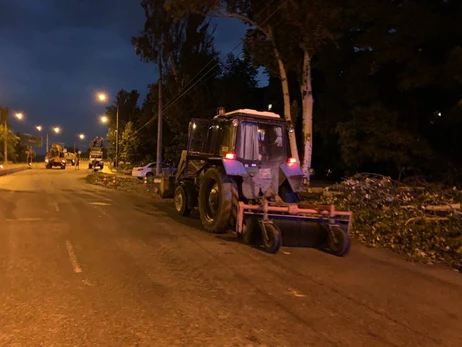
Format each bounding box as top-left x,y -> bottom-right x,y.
0,163 -> 31,176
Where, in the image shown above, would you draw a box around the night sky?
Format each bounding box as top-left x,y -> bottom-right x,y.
0,0 -> 266,153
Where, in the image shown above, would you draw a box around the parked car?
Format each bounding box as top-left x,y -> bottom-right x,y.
131,162 -> 177,179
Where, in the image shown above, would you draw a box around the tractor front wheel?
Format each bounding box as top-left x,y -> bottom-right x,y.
174,184 -> 190,216
198,167 -> 238,233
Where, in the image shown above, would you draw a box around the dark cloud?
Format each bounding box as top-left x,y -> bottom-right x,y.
0,0 -> 264,153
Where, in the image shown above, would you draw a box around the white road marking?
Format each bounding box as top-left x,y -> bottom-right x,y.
82,279 -> 94,286
289,288 -> 305,297
5,217 -> 42,222
89,202 -> 111,206
65,240 -> 82,273
282,251 -> 291,255
54,202 -> 60,211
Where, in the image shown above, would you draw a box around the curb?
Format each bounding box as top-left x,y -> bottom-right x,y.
0,166 -> 30,176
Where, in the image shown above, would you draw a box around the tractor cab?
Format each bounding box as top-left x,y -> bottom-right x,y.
188,109 -> 289,167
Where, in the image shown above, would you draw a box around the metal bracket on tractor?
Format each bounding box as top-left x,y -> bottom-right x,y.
236,199 -> 353,255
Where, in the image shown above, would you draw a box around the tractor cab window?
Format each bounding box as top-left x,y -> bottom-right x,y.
189,120 -> 210,153
189,119 -> 235,156
237,122 -> 285,163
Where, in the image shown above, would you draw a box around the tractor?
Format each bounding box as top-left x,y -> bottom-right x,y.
164,108 -> 352,254
45,144 -> 66,170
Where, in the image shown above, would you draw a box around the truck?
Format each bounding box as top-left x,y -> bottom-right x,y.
159,108 -> 353,255
88,147 -> 104,171
45,143 -> 66,169
64,151 -> 76,166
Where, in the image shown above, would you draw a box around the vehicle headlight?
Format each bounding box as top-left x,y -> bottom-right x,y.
62,159 -> 66,163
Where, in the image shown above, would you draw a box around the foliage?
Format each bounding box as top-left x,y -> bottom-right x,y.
309,173 -> 462,270
335,104 -> 434,176
313,0 -> 462,179
0,125 -> 20,162
119,122 -> 142,164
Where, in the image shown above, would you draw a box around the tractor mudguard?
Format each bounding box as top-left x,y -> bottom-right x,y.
222,158 -> 248,176
279,162 -> 305,193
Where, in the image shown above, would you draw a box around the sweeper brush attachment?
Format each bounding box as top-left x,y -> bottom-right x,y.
236,199 -> 352,255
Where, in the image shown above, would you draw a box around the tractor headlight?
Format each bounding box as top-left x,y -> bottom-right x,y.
232,119 -> 239,127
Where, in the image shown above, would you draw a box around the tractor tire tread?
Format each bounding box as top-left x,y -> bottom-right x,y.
199,167 -> 238,233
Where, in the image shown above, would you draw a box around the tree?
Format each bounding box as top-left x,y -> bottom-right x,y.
134,1 -> 222,165
0,124 -> 19,162
165,0 -> 300,166
311,0 -> 462,180
166,0 -> 346,179
215,53 -> 259,110
119,122 -> 141,164
104,89 -> 141,160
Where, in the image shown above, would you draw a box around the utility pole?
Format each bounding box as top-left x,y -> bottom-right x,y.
46,133 -> 49,153
115,103 -> 119,168
156,56 -> 163,176
1,106 -> 9,165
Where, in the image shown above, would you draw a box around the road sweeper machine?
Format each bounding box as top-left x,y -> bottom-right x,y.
159,108 -> 353,255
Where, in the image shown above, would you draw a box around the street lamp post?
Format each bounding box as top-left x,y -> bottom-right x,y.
74,134 -> 85,154
115,103 -> 119,168
98,93 -> 119,167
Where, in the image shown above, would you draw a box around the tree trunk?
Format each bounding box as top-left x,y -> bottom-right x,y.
156,55 -> 163,176
269,29 -> 299,162
300,50 -> 313,179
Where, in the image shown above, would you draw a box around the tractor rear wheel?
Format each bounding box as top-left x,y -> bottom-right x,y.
198,167 -> 238,233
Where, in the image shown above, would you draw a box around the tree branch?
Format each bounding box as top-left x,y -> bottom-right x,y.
191,9 -> 271,38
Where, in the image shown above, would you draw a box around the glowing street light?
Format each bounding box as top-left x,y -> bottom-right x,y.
36,125 -> 42,131
100,115 -> 108,123
79,134 -> 85,140
53,127 -> 60,134
15,113 -> 23,120
98,93 -> 107,102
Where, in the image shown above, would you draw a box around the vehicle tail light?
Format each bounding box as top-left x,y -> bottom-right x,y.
225,153 -> 235,160
288,157 -> 296,165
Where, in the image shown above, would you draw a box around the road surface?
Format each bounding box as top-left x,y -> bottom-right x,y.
0,167 -> 461,347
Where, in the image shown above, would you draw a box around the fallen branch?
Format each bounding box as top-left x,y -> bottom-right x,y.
405,216 -> 449,226
424,204 -> 461,212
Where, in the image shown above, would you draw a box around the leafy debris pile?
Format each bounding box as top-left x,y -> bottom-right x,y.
85,173 -> 160,198
309,173 -> 462,269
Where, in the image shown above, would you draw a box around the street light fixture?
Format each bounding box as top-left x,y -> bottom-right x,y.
98,93 -> 107,102
15,113 -> 23,120
36,126 -> 61,152
100,115 -> 108,123
79,134 -> 85,140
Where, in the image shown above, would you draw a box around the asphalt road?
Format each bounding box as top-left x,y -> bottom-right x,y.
0,167 -> 461,347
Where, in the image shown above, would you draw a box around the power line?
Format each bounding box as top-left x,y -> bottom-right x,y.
133,0 -> 286,134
